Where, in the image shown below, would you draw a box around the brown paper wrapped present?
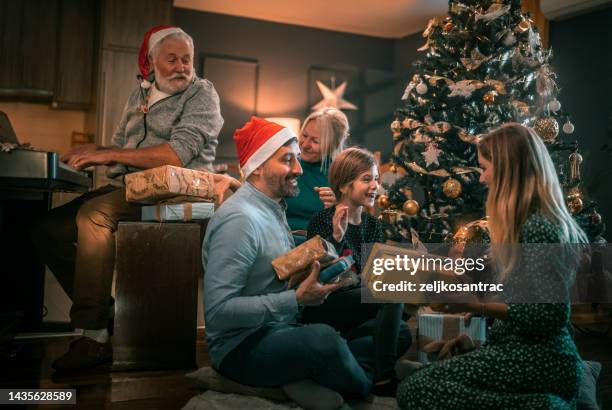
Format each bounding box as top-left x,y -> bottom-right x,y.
272,235 -> 338,281
125,165 -> 216,204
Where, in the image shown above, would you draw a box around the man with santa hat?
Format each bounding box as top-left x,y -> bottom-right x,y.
32,26 -> 233,372
203,117 -> 372,408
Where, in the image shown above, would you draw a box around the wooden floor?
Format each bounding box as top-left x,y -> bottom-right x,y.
1,311 -> 611,409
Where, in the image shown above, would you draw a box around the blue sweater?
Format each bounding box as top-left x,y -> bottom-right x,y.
203,182 -> 298,368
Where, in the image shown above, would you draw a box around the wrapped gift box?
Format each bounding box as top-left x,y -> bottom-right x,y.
417,312 -> 487,364
141,202 -> 214,222
125,165 -> 216,204
272,235 -> 338,281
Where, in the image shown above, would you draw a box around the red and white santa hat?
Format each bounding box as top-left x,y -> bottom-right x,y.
234,117 -> 297,179
138,25 -> 186,88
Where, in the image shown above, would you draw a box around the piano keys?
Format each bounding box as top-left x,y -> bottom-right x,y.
0,149 -> 92,193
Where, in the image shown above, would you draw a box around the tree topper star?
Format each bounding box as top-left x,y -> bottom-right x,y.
312,80 -> 357,111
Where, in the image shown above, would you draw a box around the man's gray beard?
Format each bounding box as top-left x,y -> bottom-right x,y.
155,71 -> 193,94
285,185 -> 300,198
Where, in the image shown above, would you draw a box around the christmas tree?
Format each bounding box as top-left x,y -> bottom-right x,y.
382,0 -> 605,244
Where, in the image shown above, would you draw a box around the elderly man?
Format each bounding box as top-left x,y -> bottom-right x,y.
203,117 -> 372,409
32,26 -> 228,372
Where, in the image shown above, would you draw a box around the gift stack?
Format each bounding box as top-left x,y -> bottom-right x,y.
125,165 -> 216,222
417,311 -> 487,364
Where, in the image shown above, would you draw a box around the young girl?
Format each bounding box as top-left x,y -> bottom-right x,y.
302,147 -> 410,396
397,123 -> 587,408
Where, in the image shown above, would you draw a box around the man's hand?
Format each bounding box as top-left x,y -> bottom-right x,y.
68,149 -> 117,170
212,173 -> 241,206
332,205 -> 349,242
60,143 -> 100,164
314,186 -> 336,209
295,261 -> 342,306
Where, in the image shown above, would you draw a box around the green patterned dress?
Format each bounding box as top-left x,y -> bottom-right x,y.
397,213 -> 583,409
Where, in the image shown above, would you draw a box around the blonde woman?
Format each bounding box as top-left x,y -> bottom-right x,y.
285,107 -> 349,233
397,123 -> 587,408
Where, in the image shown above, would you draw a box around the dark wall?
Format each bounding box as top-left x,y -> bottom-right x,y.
394,31 -> 424,95
174,8 -> 397,161
549,6 -> 612,233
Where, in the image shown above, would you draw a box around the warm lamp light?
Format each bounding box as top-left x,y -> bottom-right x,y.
265,117 -> 301,136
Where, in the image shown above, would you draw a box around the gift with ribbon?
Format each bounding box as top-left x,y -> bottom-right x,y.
272,235 -> 338,285
125,165 -> 216,204
417,312 -> 487,364
141,200 -> 214,222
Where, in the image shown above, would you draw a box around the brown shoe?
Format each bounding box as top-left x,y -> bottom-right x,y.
52,337 -> 112,372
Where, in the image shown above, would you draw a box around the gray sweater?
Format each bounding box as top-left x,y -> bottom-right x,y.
107,77 -> 223,184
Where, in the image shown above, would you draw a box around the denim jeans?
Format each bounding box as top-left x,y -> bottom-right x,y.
300,286 -> 411,382
218,322 -> 372,397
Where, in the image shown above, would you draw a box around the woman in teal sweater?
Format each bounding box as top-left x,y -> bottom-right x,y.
397,123 -> 587,409
285,107 -> 349,233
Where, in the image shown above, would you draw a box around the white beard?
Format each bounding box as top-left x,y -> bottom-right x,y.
154,69 -> 194,94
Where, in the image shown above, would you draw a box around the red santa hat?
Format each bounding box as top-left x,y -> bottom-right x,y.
233,117 -> 297,179
138,25 -> 186,88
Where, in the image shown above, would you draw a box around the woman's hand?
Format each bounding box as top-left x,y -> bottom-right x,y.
315,186 -> 336,208
429,302 -> 479,314
430,303 -> 480,326
332,204 -> 349,243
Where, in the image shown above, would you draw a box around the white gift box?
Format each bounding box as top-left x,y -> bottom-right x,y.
417,312 -> 487,364
141,202 -> 214,222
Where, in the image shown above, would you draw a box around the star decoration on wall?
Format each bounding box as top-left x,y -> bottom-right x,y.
312,80 -> 357,111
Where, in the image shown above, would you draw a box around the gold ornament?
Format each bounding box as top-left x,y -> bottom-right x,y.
566,191 -> 583,214
517,18 -> 530,32
379,209 -> 399,224
452,217 -> 490,246
569,152 -> 583,181
401,118 -> 411,129
390,119 -> 402,138
402,199 -> 420,216
483,91 -> 496,104
390,164 -> 397,173
511,100 -> 529,114
377,194 -> 390,209
442,178 -> 462,199
534,117 -> 559,143
443,22 -> 454,32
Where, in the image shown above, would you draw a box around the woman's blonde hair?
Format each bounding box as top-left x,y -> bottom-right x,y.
477,123 -> 587,278
301,107 -> 349,171
329,147 -> 377,200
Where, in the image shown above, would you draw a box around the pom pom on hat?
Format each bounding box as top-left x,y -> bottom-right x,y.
138,25 -> 186,82
233,117 -> 297,179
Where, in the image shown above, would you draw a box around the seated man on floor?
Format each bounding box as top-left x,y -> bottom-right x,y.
203,117 -> 372,408
32,25 -> 229,372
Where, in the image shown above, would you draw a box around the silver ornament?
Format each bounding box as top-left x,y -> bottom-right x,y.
416,82 -> 428,95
